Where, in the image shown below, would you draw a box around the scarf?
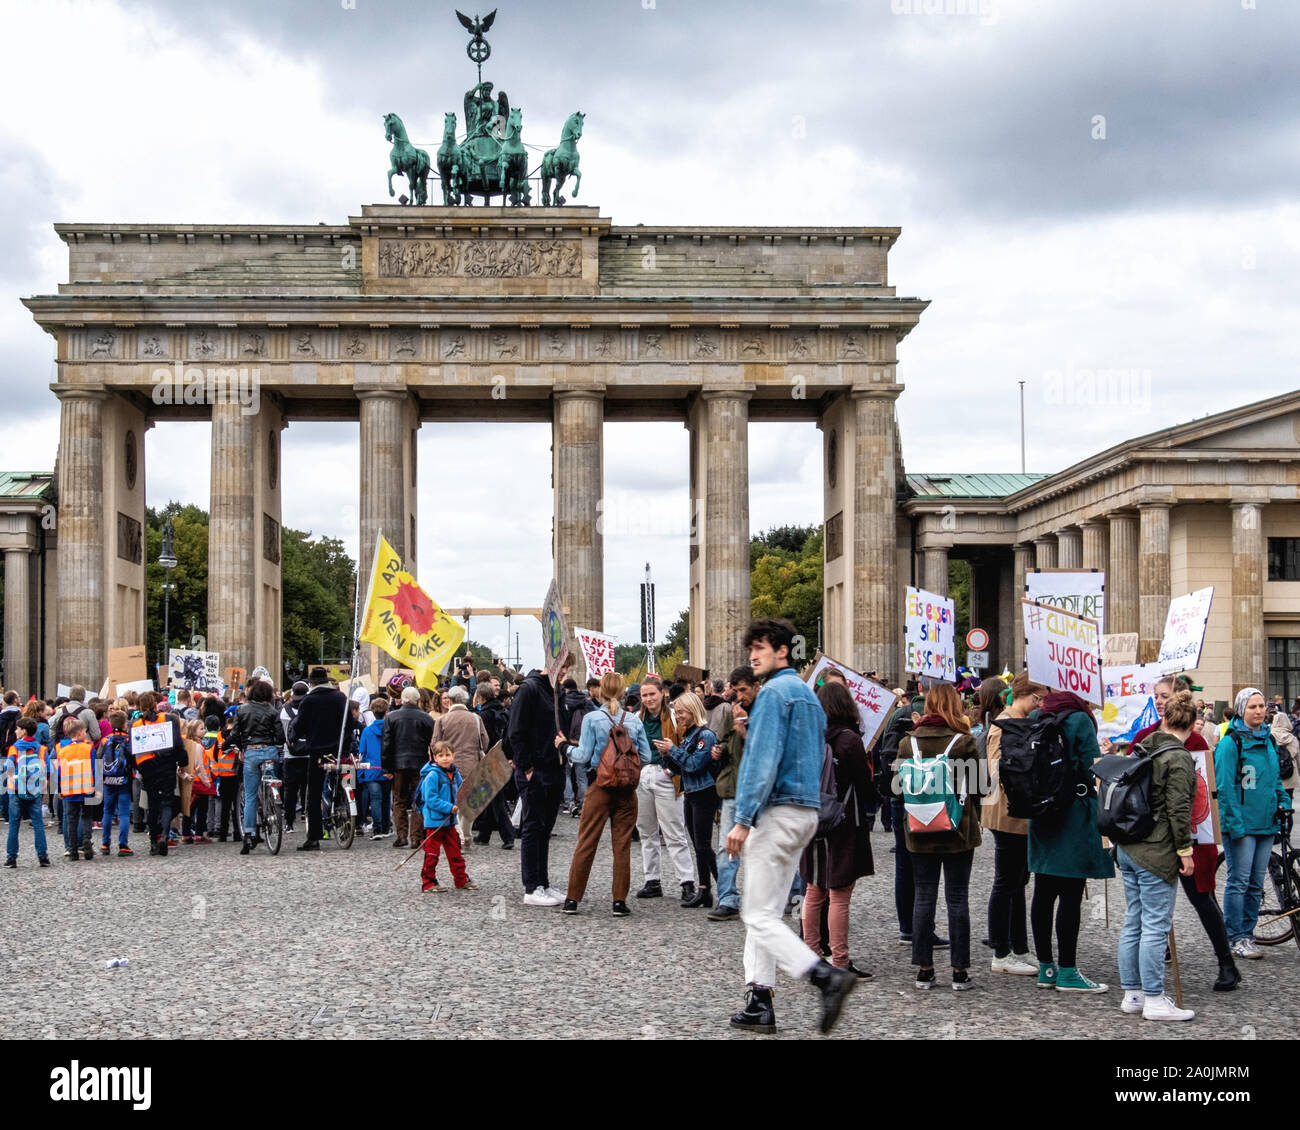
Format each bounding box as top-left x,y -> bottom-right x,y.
1041,691 -> 1097,729
1233,687 -> 1264,728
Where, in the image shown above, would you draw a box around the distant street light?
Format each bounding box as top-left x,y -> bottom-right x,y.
158,519 -> 178,666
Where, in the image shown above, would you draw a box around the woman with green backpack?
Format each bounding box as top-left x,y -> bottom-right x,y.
898,682 -> 980,990
1027,690 -> 1114,994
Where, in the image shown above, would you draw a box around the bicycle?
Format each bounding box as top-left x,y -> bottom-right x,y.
321,759 -> 356,850
236,759 -> 285,856
1215,807 -> 1300,947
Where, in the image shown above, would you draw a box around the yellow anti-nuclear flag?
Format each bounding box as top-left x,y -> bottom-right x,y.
360,534 -> 464,690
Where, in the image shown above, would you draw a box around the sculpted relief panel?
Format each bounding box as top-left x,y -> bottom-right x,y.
378,238 -> 582,278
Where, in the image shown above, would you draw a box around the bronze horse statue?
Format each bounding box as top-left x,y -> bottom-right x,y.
541,111 -> 583,205
384,113 -> 430,205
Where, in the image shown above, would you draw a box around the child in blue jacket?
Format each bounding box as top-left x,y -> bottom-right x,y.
417,741 -> 475,893
6,717 -> 51,867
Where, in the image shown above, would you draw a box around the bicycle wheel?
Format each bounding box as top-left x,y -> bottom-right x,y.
261,786 -> 283,856
1253,850 -> 1297,945
333,800 -> 355,850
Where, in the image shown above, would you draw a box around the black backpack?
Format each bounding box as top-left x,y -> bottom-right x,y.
1092,753 -> 1156,843
0,709 -> 18,755
991,712 -> 1079,823
1230,730 -> 1291,793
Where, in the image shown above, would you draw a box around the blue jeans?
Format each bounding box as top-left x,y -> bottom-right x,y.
717,798 -> 740,909
101,785 -> 132,847
1116,845 -> 1178,994
7,796 -> 48,860
1224,833 -> 1274,942
242,747 -> 280,832
362,780 -> 385,829
63,797 -> 92,853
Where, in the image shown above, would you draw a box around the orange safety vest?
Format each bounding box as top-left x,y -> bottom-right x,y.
208,731 -> 239,777
56,738 -> 96,798
131,712 -> 171,765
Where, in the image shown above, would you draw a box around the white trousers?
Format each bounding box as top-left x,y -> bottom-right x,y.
636,765 -> 695,884
740,804 -> 821,989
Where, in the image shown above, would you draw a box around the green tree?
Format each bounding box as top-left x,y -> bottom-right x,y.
750,526 -> 824,651
280,529 -> 356,677
658,609 -> 689,660
145,503 -> 209,668
948,560 -> 971,666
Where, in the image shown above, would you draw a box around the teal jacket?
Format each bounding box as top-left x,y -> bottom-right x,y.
1027,708 -> 1115,880
1213,719 -> 1288,840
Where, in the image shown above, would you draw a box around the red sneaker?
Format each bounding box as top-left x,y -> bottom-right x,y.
192,835 -> 212,844
182,836 -> 195,844
118,846 -> 134,856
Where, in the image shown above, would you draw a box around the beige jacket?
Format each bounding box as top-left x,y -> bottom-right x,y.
981,709 -> 1028,836
433,704 -> 488,779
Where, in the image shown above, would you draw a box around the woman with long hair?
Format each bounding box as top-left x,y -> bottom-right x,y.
660,691 -> 722,908
899,682 -> 981,990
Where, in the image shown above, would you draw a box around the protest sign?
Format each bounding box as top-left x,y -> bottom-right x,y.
1022,600 -> 1102,706
540,580 -> 572,682
168,648 -> 222,691
1189,747 -> 1221,846
1097,662 -> 1163,745
131,721 -> 173,757
226,666 -> 246,692
1025,569 -> 1106,629
107,645 -> 148,690
1157,587 -> 1214,674
675,663 -> 706,685
574,629 -> 616,677
457,742 -> 514,827
1101,633 -> 1139,665
115,678 -> 154,697
904,586 -> 956,682
805,654 -> 893,752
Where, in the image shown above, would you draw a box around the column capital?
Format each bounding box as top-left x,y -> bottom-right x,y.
356,387 -> 414,402
1136,499 -> 1172,512
849,385 -> 902,403
53,386 -> 109,403
553,386 -> 607,402
1080,517 -> 1107,530
1230,495 -> 1269,510
1032,535 -> 1056,546
698,387 -> 753,402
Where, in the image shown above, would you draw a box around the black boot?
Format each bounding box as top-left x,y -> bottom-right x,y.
807,960 -> 858,1034
679,881 -> 697,906
635,879 -> 662,899
1214,954 -> 1241,992
240,833 -> 253,855
729,986 -> 776,1033
682,886 -> 712,909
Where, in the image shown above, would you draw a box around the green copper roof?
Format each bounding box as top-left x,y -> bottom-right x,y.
906,472 -> 1048,499
0,471 -> 55,500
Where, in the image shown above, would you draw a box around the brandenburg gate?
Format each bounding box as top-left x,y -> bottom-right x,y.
25,205 -> 927,687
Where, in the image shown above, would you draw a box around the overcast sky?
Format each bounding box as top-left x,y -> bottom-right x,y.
2,0 -> 1295,669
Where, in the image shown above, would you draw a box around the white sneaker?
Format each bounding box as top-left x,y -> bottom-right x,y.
1142,994 -> 1195,1022
1120,991 -> 1144,1015
523,889 -> 563,907
1232,937 -> 1264,960
544,886 -> 566,902
991,954 -> 1037,976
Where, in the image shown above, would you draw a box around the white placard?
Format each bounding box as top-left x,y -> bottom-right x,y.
168,648 -> 222,691
115,679 -> 155,697
904,586 -> 956,681
1022,600 -> 1102,706
56,684 -> 71,698
1101,633 -> 1139,665
1097,662 -> 1163,744
1025,569 -> 1106,630
130,721 -> 172,756
1157,587 -> 1214,674
573,628 -> 616,677
805,655 -> 894,752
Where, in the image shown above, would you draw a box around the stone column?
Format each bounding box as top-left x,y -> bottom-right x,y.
1232,500 -> 1266,693
1012,544 -> 1035,673
553,390 -> 604,680
55,390 -> 107,687
687,391 -> 750,672
1057,527 -> 1083,569
996,556 -> 1015,674
922,546 -> 949,598
4,548 -> 31,695
853,390 -> 899,680
1033,536 -> 1057,570
208,402 -> 256,675
1108,512 -> 1139,635
1138,503 -> 1171,663
1081,519 -> 1109,572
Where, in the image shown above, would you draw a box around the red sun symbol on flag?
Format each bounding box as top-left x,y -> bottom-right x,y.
384,579 -> 437,635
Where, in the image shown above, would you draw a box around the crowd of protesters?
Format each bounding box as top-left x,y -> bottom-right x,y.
3,624 -> 1297,1035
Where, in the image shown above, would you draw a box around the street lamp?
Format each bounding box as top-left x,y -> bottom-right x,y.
158,519 -> 178,667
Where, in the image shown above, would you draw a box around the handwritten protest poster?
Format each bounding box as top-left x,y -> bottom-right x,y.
1157,587 -> 1214,674
168,648 -> 222,691
1189,747 -> 1221,846
805,654 -> 894,752
1097,662 -> 1163,745
131,721 -> 173,756
574,629 -> 616,677
904,586 -> 956,681
1025,569 -> 1106,630
1101,633 -> 1139,665
1022,600 -> 1102,706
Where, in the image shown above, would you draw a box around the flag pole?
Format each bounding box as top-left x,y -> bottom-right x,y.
335,529 -> 379,763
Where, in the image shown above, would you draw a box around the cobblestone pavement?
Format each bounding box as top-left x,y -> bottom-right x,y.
4,814 -> 1298,1041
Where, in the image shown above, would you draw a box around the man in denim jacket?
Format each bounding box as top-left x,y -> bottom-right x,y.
724,618 -> 858,1035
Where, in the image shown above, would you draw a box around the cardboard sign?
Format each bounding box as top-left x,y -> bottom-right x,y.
1022,600 -> 1102,706
904,586 -> 956,681
1157,587 -> 1214,674
131,721 -> 173,756
675,663 -> 706,685
1025,569 -> 1106,629
456,742 -> 513,827
168,648 -> 222,691
574,628 -> 617,678
805,654 -> 894,753
540,580 -> 572,682
1101,633 -> 1139,665
107,645 -> 148,690
226,666 -> 246,691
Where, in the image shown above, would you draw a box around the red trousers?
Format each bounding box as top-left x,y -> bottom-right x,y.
421,826 -> 469,890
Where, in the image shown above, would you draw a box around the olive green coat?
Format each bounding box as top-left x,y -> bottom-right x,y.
1119,730 -> 1195,884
